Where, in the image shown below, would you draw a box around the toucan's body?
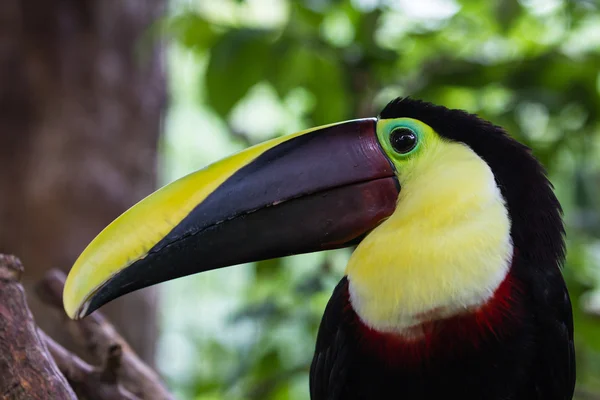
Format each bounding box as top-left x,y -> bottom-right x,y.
312,272 -> 572,400
62,98 -> 575,399
310,100 -> 575,400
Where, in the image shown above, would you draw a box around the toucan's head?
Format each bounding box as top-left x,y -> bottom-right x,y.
64,98 -> 563,335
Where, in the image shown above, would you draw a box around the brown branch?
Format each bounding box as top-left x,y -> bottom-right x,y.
0,254 -> 76,399
35,269 -> 174,400
40,330 -> 140,400
101,344 -> 124,384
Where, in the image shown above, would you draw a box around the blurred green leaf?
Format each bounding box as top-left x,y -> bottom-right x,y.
165,13 -> 218,51
271,45 -> 349,124
206,29 -> 275,116
307,53 -> 349,124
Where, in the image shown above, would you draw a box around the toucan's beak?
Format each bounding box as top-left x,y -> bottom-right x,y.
64,118 -> 399,319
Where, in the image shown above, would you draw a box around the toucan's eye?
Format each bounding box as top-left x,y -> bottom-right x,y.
390,128 -> 418,154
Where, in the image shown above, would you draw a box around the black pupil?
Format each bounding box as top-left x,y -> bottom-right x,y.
390,128 -> 417,154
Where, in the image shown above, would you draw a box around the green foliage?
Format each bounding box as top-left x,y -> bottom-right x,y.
206,29 -> 274,116
159,0 -> 600,399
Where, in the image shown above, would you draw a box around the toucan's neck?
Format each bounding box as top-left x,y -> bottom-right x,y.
345,141 -> 513,336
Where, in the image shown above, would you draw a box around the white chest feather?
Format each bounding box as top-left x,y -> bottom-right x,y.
345,140 -> 513,335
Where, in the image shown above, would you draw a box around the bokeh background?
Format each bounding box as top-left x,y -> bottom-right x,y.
1,0 -> 599,399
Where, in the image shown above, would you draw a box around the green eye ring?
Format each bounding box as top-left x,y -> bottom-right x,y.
376,118 -> 423,160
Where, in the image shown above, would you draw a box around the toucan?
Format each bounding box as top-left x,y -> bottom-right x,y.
63,98 -> 575,399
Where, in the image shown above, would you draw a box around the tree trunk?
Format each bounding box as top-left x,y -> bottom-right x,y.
0,0 -> 166,364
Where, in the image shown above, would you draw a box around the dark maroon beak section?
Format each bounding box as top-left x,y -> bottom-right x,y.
73,118 -> 399,318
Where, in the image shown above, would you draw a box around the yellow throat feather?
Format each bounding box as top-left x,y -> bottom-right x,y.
346,121 -> 513,335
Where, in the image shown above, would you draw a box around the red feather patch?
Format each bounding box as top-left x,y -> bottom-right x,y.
345,271 -> 522,367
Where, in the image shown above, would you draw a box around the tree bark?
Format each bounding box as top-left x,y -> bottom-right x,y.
0,255 -> 76,400
0,0 -> 166,363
